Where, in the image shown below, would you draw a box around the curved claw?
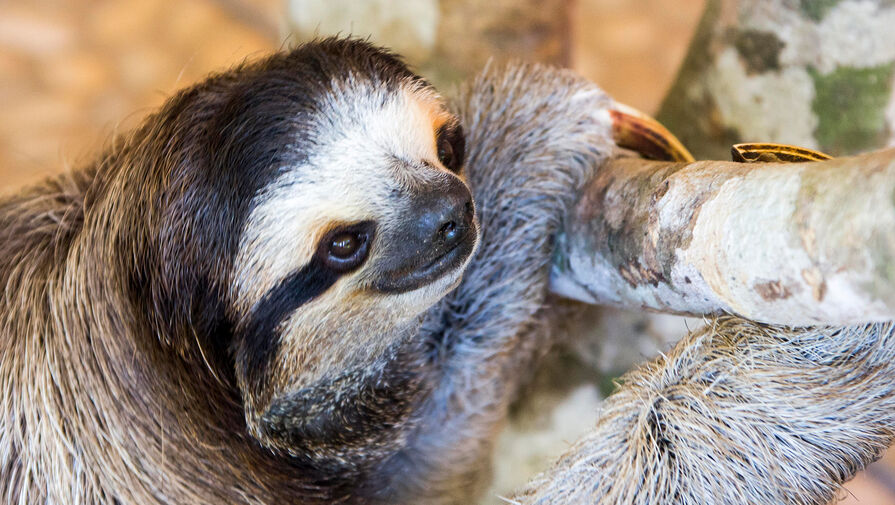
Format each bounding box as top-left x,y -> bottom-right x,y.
731,142 -> 832,163
609,103 -> 695,162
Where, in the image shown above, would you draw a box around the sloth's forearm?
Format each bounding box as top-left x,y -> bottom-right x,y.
512,318 -> 895,505
379,64 -> 617,504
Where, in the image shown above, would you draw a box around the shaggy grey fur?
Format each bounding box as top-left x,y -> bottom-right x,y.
512,317 -> 895,504
385,62 -> 615,503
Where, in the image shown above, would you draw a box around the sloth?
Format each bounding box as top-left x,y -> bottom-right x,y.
0,38 -> 687,504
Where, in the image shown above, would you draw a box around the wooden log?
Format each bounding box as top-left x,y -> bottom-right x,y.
550,148 -> 895,326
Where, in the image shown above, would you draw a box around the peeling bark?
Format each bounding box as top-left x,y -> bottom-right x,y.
550,148 -> 895,326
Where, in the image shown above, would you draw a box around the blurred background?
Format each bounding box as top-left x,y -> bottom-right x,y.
2,0 -> 894,503
0,0 -> 701,189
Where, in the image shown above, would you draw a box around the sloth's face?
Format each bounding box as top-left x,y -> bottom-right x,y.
224,71 -> 478,429
140,39 -> 480,453
233,87 -> 475,319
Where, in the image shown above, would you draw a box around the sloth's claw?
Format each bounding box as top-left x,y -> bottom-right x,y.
608,102 -> 694,162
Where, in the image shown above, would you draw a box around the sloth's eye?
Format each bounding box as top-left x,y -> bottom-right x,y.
319,223 -> 373,273
435,123 -> 465,173
437,135 -> 455,170
329,233 -> 360,258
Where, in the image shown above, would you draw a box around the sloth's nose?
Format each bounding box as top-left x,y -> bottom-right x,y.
372,177 -> 477,293
417,178 -> 474,251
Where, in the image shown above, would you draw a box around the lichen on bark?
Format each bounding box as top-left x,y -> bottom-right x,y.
799,0 -> 845,21
811,63 -> 895,155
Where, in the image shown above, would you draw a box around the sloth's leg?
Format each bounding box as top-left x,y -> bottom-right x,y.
509,319 -> 895,505
372,63 -> 620,504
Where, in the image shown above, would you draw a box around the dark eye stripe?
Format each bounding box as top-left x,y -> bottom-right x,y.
237,256 -> 339,392
235,220 -> 375,393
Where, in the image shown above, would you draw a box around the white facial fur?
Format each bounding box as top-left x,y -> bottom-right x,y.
231,76 -> 477,389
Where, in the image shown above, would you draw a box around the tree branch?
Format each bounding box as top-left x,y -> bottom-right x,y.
550,148 -> 895,326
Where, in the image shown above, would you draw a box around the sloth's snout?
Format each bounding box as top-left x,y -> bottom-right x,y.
416,180 -> 474,255
372,177 -> 477,294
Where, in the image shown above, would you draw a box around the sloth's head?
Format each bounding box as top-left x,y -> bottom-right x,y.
119,38 -> 477,453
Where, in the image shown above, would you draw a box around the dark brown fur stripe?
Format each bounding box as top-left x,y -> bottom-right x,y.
236,256 -> 339,395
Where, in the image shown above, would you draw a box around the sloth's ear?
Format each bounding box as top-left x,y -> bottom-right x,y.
248,349 -> 428,472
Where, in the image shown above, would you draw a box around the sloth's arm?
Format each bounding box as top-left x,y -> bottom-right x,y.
380,64 -> 618,504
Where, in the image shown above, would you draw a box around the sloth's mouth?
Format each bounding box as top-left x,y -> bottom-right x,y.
372,226 -> 477,294
419,228 -> 472,272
